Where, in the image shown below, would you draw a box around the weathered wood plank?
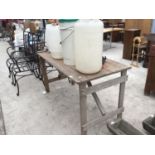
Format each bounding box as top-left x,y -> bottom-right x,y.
117,70 -> 127,119
38,52 -> 131,84
39,56 -> 50,92
83,75 -> 128,95
48,76 -> 67,83
79,83 -> 87,135
82,107 -> 124,131
87,81 -> 106,115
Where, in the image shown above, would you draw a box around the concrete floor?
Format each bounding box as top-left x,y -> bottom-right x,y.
0,41 -> 155,135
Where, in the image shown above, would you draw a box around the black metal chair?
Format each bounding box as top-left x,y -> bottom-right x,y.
6,46 -> 40,96
6,28 -> 51,96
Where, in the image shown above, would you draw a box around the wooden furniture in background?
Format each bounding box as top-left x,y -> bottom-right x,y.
103,28 -> 124,50
123,29 -> 141,60
101,19 -> 123,27
38,52 -> 130,134
111,20 -> 125,42
108,19 -> 122,26
143,34 -> 155,68
101,19 -> 125,42
144,45 -> 155,95
125,19 -> 152,35
112,29 -> 123,42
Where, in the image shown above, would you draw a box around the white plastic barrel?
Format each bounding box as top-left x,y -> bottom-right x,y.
45,24 -> 52,48
59,21 -> 77,65
74,19 -> 103,74
45,24 -> 63,59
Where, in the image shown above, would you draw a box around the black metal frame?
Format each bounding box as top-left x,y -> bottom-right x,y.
6,28 -> 54,96
6,47 -> 39,96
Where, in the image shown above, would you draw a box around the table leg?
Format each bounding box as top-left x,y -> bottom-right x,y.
39,56 -> 50,92
79,83 -> 87,135
117,70 -> 127,119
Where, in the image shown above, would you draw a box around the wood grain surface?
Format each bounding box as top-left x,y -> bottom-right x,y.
38,52 -> 130,84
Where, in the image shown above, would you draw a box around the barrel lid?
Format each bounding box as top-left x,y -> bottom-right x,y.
59,19 -> 78,23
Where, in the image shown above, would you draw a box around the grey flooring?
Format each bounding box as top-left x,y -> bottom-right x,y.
0,41 -> 155,134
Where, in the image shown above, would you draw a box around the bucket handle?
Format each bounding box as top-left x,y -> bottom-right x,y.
60,27 -> 74,44
60,26 -> 73,31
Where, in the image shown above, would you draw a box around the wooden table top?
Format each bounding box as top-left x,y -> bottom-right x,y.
104,28 -> 124,33
38,52 -> 130,84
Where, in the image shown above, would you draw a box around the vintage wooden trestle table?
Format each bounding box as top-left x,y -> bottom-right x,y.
38,51 -> 131,135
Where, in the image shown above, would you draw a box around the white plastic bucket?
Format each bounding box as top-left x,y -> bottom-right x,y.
45,24 -> 63,59
45,24 -> 52,48
59,21 -> 77,65
74,19 -> 103,74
